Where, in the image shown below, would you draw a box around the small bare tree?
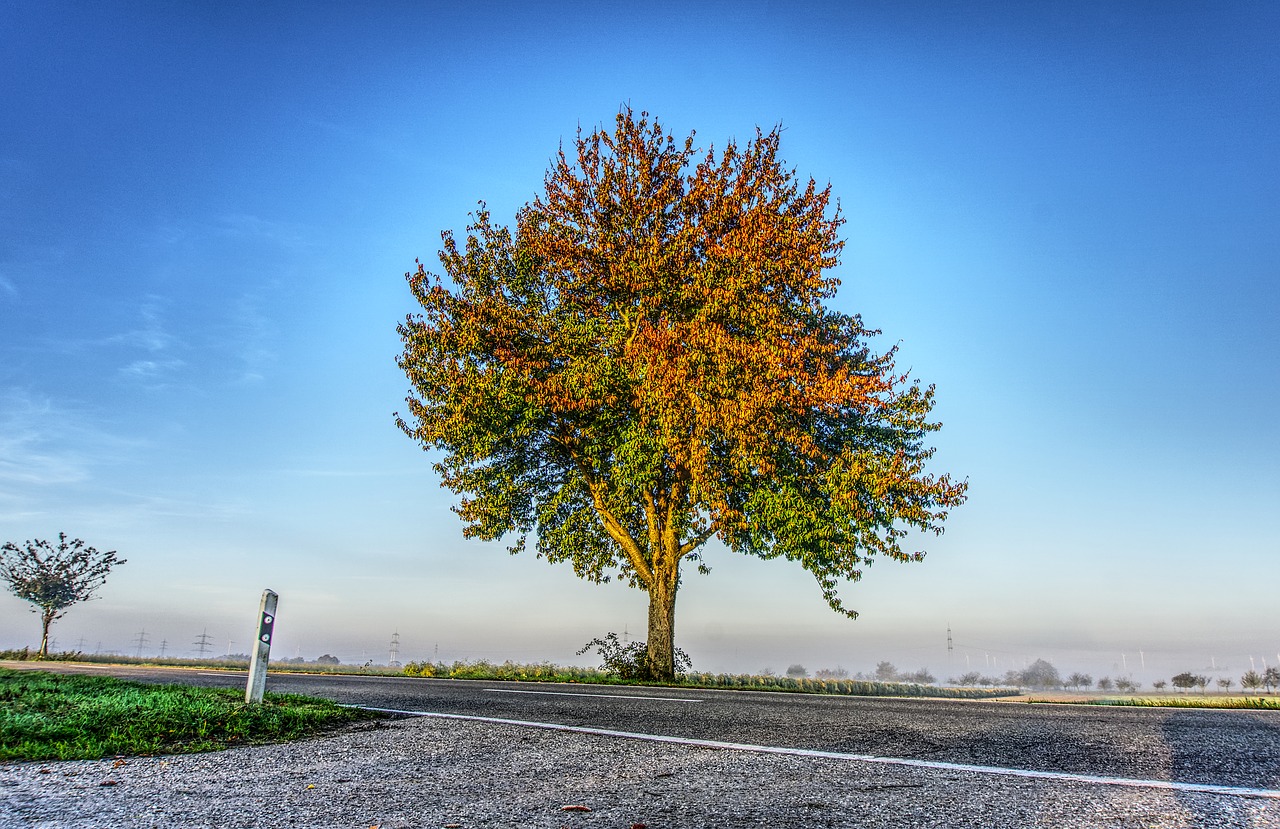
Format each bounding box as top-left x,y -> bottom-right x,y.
0,534 -> 125,658
1067,672 -> 1093,691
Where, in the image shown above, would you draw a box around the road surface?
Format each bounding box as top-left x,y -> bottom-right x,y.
6,662 -> 1280,828
14,662 -> 1280,791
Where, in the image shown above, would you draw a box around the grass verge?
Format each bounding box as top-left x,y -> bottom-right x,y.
0,668 -> 378,762
0,648 -> 405,677
1070,696 -> 1280,710
402,660 -> 1019,699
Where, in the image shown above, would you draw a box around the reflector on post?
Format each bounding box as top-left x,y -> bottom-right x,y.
245,589 -> 278,704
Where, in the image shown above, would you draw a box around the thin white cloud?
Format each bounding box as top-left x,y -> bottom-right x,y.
229,288 -> 278,385
108,294 -> 180,354
0,275 -> 17,300
118,358 -> 186,380
217,214 -> 311,248
0,390 -> 140,489
82,489 -> 253,524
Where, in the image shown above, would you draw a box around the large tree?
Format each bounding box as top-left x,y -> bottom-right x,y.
0,533 -> 125,658
397,108 -> 967,679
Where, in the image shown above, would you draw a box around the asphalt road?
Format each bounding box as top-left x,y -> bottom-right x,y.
16,662 -> 1280,793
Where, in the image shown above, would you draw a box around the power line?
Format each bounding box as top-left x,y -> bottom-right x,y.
134,628 -> 149,658
193,629 -> 213,657
389,632 -> 401,667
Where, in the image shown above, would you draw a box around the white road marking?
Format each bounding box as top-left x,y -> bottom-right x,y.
484,688 -> 703,703
360,707 -> 1280,801
198,671 -> 245,676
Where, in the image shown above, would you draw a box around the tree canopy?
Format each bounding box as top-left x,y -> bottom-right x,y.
397,108 -> 967,678
0,533 -> 125,658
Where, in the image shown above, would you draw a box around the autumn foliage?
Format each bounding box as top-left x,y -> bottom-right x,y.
397,108 -> 967,679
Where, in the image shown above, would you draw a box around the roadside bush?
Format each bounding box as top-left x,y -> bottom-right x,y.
0,648 -> 86,662
577,632 -> 691,681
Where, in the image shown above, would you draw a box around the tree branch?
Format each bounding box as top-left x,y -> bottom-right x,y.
679,524 -> 718,557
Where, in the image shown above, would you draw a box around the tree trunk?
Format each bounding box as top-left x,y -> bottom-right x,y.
39,611 -> 53,659
645,565 -> 679,680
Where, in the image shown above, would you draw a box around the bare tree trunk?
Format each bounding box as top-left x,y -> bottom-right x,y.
645,566 -> 678,680
39,611 -> 53,659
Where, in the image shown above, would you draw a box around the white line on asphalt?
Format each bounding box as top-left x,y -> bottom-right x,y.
484,688 -> 703,703
198,672 -> 245,676
359,707 -> 1280,801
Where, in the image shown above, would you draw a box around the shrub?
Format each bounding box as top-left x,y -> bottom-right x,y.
577,632 -> 691,681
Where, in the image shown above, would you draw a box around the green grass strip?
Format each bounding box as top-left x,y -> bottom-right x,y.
0,669 -> 376,762
1076,696 -> 1280,710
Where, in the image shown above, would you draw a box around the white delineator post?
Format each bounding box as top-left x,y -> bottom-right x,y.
245,589 -> 278,704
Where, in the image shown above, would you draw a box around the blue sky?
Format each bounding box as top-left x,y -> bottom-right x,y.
2,2 -> 1277,681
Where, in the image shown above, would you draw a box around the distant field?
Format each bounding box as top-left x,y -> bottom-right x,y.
2,651 -> 1019,700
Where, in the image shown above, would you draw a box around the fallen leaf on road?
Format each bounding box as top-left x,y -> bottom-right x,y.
112,759 -> 128,768
560,805 -> 592,812
98,780 -> 117,787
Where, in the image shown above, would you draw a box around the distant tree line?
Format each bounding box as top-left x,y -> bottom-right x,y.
941,658 -> 1280,695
